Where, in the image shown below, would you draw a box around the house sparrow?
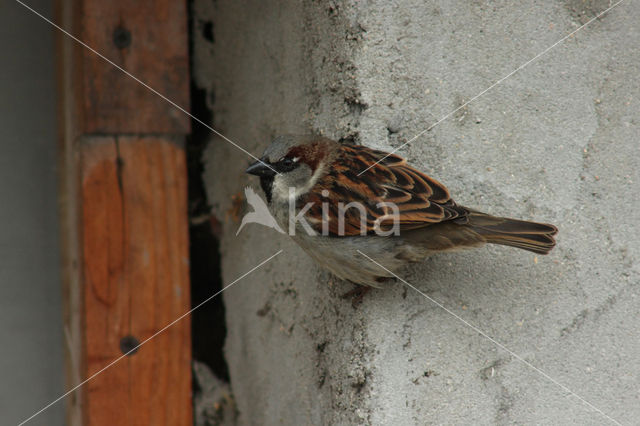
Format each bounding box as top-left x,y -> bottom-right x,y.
246,135 -> 557,292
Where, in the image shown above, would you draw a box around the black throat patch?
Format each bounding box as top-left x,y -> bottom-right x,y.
259,176 -> 274,203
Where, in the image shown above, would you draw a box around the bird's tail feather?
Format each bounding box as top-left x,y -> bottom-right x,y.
468,211 -> 558,255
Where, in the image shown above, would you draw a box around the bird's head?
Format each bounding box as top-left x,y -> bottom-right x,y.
245,135 -> 338,203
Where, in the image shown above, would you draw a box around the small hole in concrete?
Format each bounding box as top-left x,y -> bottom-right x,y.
201,21 -> 214,43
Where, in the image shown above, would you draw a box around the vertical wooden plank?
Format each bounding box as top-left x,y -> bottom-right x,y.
80,137 -> 192,425
80,1 -> 190,133
57,0 -> 193,422
80,138 -> 127,423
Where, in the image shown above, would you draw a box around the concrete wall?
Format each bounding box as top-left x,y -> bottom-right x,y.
195,1 -> 640,424
0,1 -> 64,425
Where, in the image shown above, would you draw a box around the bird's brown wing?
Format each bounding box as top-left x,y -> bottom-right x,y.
302,144 -> 468,236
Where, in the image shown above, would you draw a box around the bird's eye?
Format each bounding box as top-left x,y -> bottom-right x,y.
276,156 -> 300,172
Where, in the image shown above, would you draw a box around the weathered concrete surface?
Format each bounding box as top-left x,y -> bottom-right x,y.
195,1 -> 640,424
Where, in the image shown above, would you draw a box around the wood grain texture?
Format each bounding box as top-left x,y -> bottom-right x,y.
75,0 -> 190,134
80,137 -> 192,425
57,0 -> 193,423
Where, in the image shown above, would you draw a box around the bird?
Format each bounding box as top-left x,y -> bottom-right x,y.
245,135 -> 557,304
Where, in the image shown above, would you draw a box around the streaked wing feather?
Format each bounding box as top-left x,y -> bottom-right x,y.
303,145 -> 467,236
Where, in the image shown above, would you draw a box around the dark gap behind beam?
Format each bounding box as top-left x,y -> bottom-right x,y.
187,0 -> 230,385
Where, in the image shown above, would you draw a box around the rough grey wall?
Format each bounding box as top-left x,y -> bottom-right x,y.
0,1 -> 64,425
195,1 -> 639,424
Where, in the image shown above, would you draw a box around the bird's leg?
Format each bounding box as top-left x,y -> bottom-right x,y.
341,285 -> 372,309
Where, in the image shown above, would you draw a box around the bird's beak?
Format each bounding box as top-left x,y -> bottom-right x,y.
245,159 -> 276,177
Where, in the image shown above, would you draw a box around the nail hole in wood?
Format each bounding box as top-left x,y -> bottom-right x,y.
120,335 -> 140,356
113,26 -> 132,49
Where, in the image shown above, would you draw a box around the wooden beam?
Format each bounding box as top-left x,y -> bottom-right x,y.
57,1 -> 193,425
80,137 -> 191,425
67,0 -> 190,135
